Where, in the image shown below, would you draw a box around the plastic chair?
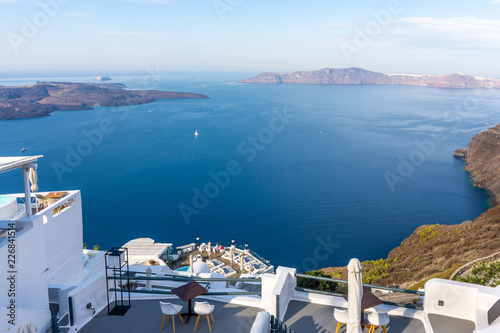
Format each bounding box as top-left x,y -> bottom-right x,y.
193,301 -> 215,332
333,308 -> 348,333
159,301 -> 184,332
367,311 -> 390,333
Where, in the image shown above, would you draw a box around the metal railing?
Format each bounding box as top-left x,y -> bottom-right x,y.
51,316 -> 61,333
295,273 -> 424,310
107,274 -> 263,296
270,315 -> 296,333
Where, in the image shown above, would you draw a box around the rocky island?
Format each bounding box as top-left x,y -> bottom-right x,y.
0,82 -> 209,120
240,67 -> 500,89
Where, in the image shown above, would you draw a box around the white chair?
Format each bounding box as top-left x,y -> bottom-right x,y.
333,308 -> 348,333
367,311 -> 390,333
159,301 -> 184,332
193,301 -> 215,332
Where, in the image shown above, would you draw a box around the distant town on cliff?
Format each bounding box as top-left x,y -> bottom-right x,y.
240,67 -> 500,89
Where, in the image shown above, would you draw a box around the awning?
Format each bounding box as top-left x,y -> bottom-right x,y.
0,156 -> 43,174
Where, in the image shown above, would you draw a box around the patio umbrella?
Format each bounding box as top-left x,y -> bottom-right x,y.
146,267 -> 152,290
347,258 -> 363,333
208,242 -> 211,260
230,247 -> 234,267
239,254 -> 244,272
189,255 -> 193,277
29,168 -> 38,192
16,321 -> 39,333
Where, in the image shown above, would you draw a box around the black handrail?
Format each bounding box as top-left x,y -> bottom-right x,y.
109,288 -> 261,296
107,275 -> 262,283
270,315 -> 295,333
295,273 -> 424,296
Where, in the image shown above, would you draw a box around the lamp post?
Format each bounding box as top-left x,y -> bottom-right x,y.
196,236 -> 200,250
231,239 -> 235,250
245,243 -> 249,254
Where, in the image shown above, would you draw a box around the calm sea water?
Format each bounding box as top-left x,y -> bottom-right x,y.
1,71 -> 499,271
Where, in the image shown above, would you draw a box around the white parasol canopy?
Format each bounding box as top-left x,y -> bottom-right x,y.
189,255 -> 193,277
29,167 -> 38,192
208,242 -> 211,260
347,258 -> 363,333
16,321 -> 39,333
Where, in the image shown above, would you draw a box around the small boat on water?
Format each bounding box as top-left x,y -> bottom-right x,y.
195,130 -> 199,136
21,147 -> 26,152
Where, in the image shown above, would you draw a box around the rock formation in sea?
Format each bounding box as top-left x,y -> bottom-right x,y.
453,148 -> 467,159
95,76 -> 112,81
240,67 -> 500,89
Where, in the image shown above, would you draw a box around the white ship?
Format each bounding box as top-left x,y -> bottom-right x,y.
1,155 -> 500,332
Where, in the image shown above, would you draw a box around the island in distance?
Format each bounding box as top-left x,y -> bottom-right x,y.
0,82 -> 209,120
240,67 -> 500,89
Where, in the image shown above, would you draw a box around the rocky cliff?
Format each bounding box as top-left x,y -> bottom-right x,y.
322,205 -> 500,288
240,67 -> 500,89
0,82 -> 209,120
464,124 -> 500,205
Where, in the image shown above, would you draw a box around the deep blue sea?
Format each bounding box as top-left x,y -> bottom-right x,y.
1,71 -> 499,272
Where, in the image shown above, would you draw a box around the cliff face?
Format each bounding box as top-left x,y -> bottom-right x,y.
240,67 -> 500,89
0,82 -> 209,120
322,205 -> 500,287
465,123 -> 500,205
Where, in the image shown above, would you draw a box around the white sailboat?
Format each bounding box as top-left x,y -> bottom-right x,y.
195,130 -> 199,137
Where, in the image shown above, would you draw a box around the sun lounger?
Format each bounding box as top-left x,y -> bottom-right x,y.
242,256 -> 257,264
216,266 -> 237,278
245,262 -> 267,274
207,259 -> 225,271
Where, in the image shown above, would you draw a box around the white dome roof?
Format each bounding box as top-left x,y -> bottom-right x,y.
193,260 -> 211,275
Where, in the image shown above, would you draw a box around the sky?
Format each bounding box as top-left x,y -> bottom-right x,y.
1,0 -> 500,77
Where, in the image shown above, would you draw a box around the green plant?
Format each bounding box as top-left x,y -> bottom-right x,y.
456,261 -> 500,287
92,245 -> 99,251
297,270 -> 339,292
362,259 -> 390,283
417,224 -> 439,243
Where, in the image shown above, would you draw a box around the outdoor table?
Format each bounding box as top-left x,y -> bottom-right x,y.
171,281 -> 208,323
342,287 -> 383,328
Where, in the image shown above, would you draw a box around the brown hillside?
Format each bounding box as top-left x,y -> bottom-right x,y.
322,205 -> 500,288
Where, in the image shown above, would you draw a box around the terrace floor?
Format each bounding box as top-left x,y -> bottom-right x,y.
79,298 -> 263,333
78,297 -> 475,333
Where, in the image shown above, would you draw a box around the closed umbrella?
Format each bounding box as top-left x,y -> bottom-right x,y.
347,258 -> 363,333
239,254 -> 244,272
146,267 -> 152,291
16,321 -> 39,333
230,247 -> 234,267
189,255 -> 193,277
208,242 -> 211,260
29,168 -> 38,192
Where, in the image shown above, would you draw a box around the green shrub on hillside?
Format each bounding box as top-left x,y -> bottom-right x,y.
456,261 -> 500,287
297,270 -> 339,292
362,259 -> 390,283
417,224 -> 439,243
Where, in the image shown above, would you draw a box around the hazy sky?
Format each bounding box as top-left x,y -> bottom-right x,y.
1,0 -> 500,77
